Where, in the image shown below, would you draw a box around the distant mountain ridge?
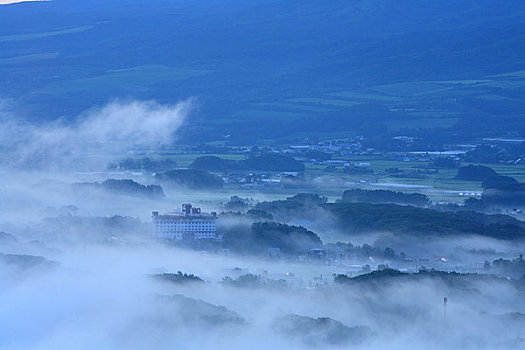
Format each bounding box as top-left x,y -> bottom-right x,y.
1,0 -> 525,143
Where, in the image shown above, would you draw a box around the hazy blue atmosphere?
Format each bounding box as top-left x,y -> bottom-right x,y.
1,1 -> 524,349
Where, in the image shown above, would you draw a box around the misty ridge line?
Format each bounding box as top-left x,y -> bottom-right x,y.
0,99 -> 194,171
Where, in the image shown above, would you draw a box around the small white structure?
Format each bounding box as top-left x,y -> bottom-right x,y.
152,204 -> 217,240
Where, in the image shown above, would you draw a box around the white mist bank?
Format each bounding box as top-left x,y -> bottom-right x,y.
0,99 -> 191,171
1,243 -> 524,350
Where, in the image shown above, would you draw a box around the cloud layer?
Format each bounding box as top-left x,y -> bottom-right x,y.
0,99 -> 192,171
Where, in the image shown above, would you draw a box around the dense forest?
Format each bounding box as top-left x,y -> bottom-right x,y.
190,154 -> 305,172
340,189 -> 429,207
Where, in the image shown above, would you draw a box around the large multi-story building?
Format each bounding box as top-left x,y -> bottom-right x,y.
152,204 -> 217,240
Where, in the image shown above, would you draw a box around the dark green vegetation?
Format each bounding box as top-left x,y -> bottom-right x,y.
222,221 -> 322,254
455,165 -> 498,181
334,268 -> 525,289
190,154 -> 305,172
155,294 -> 245,327
190,156 -> 238,172
154,272 -> 204,284
327,202 -> 525,240
0,253 -> 58,272
155,169 -> 223,189
223,196 -> 253,212
74,179 -> 164,199
341,189 -> 429,207
272,314 -> 374,347
463,143 -> 525,164
255,193 -> 525,240
489,255 -> 525,279
476,183 -> 525,207
482,175 -> 518,189
221,274 -> 287,289
2,1 -> 525,144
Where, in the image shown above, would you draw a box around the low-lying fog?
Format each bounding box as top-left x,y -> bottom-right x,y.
1,100 -> 524,349
2,242 -> 524,349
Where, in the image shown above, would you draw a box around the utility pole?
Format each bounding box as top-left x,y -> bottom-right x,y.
443,297 -> 448,324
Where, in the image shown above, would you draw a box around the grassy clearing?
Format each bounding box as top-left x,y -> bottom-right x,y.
40,65 -> 210,94
327,90 -> 402,102
287,98 -> 362,107
368,81 -> 453,96
489,70 -> 525,78
251,102 -> 333,113
230,109 -> 306,121
478,80 -> 525,89
0,52 -> 58,64
163,153 -> 246,167
384,118 -> 459,132
0,25 -> 93,42
431,79 -> 490,85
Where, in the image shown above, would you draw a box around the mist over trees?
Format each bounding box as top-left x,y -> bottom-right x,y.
155,169 -> 224,189
222,221 -> 322,254
74,179 -> 165,199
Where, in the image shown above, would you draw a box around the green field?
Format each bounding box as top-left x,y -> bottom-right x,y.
41,65 -> 211,94
0,25 -> 94,42
367,81 -> 453,97
384,118 -> 459,132
326,90 -> 402,102
0,52 -> 58,64
287,98 -> 362,107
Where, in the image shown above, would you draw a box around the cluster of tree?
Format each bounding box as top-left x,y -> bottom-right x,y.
221,274 -> 287,289
108,157 -> 177,171
0,253 -> 58,272
0,231 -> 17,245
455,165 -> 498,181
154,271 -> 204,284
454,165 -> 519,189
222,221 -> 322,254
482,182 -> 525,204
326,202 -> 525,240
482,175 -> 518,188
334,268 -> 516,288
462,143 -> 525,164
73,179 -> 164,199
301,150 -> 332,161
280,173 -> 315,189
485,255 -> 525,279
340,189 -> 430,207
385,167 -> 402,174
155,169 -> 223,189
324,242 -> 400,261
272,314 -> 374,347
190,153 -> 305,172
223,196 -> 253,212
253,194 -> 525,240
254,193 -> 328,221
465,181 -> 525,209
155,294 -> 245,327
